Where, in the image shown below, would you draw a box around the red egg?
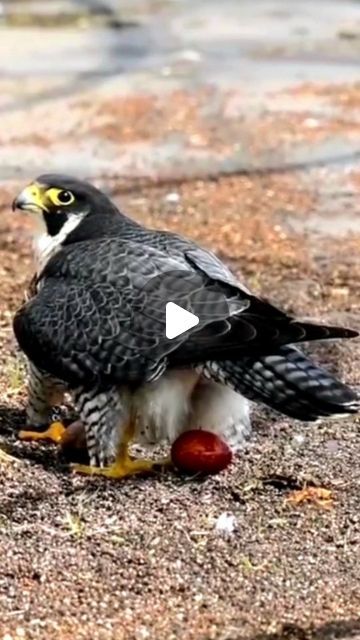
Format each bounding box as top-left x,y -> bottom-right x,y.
171,429 -> 232,475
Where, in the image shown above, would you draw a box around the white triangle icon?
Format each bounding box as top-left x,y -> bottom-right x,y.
165,302 -> 199,339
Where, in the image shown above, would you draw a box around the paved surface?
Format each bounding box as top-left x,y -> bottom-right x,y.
0,1 -> 359,639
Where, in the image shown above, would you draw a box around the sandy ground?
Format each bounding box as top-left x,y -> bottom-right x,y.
0,1 -> 360,639
0,168 -> 359,640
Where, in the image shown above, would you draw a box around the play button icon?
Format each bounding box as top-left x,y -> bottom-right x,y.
165,302 -> 199,339
133,269 -> 243,343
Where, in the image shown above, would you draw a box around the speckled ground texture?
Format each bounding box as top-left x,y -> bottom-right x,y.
0,1 -> 360,639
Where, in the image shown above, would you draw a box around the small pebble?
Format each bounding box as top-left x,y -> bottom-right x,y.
325,439 -> 340,454
292,433 -> 306,447
303,118 -> 320,129
215,512 -> 236,535
178,49 -> 202,62
164,192 -> 180,204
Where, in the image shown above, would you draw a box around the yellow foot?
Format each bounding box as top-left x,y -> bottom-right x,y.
0,447 -> 18,463
72,456 -> 171,479
19,421 -> 67,444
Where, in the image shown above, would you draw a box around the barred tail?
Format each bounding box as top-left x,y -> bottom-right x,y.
208,346 -> 359,421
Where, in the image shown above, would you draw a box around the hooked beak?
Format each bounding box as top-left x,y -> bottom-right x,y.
12,183 -> 49,213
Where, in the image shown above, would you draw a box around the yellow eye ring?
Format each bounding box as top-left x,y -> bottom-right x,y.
47,188 -> 75,207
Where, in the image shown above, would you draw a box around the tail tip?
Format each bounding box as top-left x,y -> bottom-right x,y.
341,328 -> 359,339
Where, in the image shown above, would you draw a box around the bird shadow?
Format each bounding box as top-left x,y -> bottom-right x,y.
247,620 -> 360,640
0,403 -> 73,471
0,404 -> 175,483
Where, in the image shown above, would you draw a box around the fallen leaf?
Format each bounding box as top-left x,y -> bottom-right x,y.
285,486 -> 334,509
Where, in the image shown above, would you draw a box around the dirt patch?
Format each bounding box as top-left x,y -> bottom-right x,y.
0,167 -> 359,640
82,88 -> 360,156
283,82 -> 360,112
3,85 -> 360,169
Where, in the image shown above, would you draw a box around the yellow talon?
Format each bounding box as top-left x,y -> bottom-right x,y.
71,412 -> 172,480
72,455 -> 171,479
19,421 -> 67,444
72,457 -> 156,479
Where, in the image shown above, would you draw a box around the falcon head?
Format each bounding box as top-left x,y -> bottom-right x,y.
12,174 -> 116,237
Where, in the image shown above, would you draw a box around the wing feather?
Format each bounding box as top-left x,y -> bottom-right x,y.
14,236 -> 357,389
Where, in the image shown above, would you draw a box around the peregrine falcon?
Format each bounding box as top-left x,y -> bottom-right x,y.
12,174 -> 359,478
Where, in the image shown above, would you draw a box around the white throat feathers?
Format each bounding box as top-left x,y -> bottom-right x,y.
33,213 -> 86,271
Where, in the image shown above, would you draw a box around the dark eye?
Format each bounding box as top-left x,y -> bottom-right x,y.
47,188 -> 75,207
58,190 -> 73,204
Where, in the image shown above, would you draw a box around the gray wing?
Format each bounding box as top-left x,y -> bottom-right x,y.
14,236 -> 356,390
13,237 -> 247,389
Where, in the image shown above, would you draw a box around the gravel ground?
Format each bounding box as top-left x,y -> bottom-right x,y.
0,166 -> 359,640
0,1 -> 360,638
